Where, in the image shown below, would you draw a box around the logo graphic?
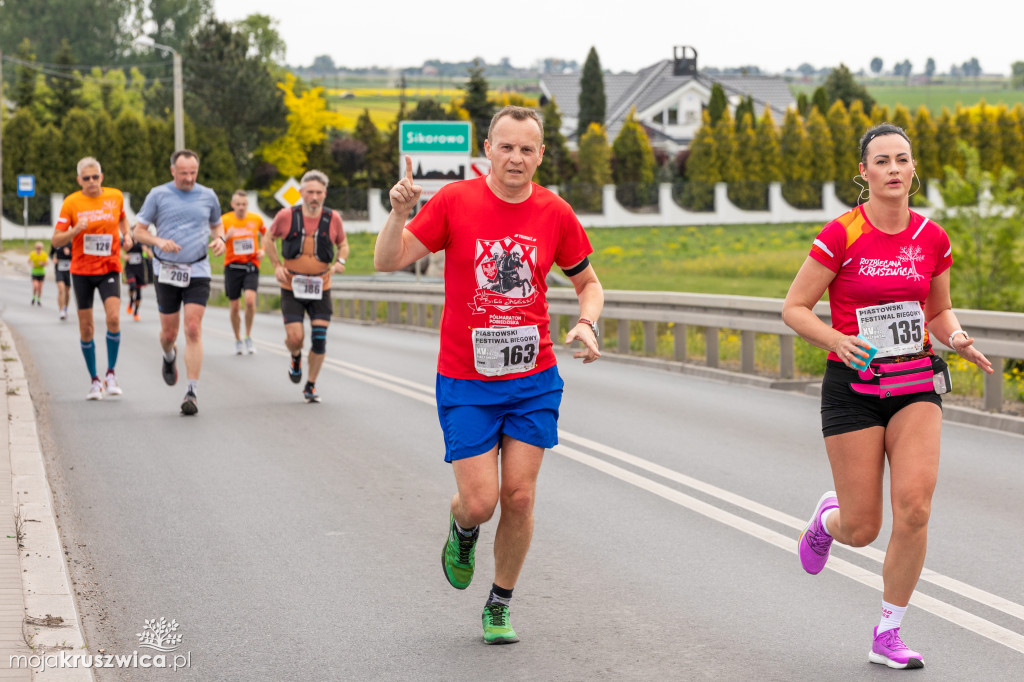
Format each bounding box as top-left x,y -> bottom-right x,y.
857,244 -> 927,280
471,238 -> 538,312
103,199 -> 120,211
899,245 -> 925,281
136,618 -> 183,652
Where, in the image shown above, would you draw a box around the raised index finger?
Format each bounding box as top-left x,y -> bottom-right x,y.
404,155 -> 414,182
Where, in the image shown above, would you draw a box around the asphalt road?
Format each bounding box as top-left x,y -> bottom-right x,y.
2,272 -> 1023,681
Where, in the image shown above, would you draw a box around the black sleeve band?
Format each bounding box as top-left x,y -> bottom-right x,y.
561,256 -> 590,277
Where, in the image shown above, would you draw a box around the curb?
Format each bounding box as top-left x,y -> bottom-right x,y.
1,320 -> 92,681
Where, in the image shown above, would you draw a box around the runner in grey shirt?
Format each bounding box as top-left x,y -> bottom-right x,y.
133,149 -> 225,416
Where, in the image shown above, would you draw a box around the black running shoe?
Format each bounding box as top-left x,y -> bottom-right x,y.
303,382 -> 320,403
288,354 -> 302,384
180,389 -> 198,416
162,347 -> 178,386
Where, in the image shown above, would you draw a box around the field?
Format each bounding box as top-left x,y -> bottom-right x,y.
791,79 -> 1024,114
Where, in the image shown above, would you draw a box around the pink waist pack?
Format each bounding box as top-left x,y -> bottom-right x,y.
849,356 -> 951,398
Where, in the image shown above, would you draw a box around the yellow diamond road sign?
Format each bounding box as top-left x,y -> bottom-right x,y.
274,177 -> 303,208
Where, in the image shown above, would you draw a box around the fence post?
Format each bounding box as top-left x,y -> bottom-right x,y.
618,319 -> 631,355
644,321 -> 657,356
984,357 -> 1004,411
780,335 -> 795,379
741,330 -> 756,373
673,323 -> 688,362
706,327 -> 720,368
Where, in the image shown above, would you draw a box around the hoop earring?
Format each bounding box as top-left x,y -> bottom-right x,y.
908,171 -> 922,198
853,175 -> 869,205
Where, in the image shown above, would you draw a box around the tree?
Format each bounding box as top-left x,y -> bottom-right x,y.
259,74 -> 344,180
13,38 -> 38,110
912,106 -> 939,184
194,126 -> 237,208
569,123 -> 611,213
925,58 -> 936,80
934,106 -> 962,176
184,19 -> 288,179
733,96 -> 755,130
679,111 -> 718,211
577,47 -> 606,138
351,109 -> 391,190
136,0 -> 215,53
973,100 -> 1002,173
0,0 -> 131,66
811,86 -> 829,114
33,124 -> 65,217
870,57 -> 883,75
611,108 -> 657,208
823,63 -> 875,113
534,99 -> 575,187
460,59 -> 493,153
938,142 -> 1023,311
1001,104 -> 1024,178
409,98 -> 460,121
826,100 -> 859,206
780,109 -> 816,208
311,55 -> 337,72
731,112 -> 766,210
754,107 -> 782,189
108,110 -> 154,205
805,108 -> 834,208
707,83 -> 728,125
58,110 -> 95,193
48,39 -> 82,122
1,111 -> 41,221
234,14 -> 286,66
1013,62 -> 1024,90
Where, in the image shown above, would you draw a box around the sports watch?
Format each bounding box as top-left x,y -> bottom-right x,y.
578,318 -> 599,338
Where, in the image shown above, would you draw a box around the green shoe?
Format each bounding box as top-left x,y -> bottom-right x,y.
442,513 -> 477,589
482,603 -> 519,644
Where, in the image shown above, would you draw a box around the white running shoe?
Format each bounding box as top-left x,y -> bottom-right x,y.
235,339 -> 244,355
86,378 -> 104,401
59,309 -> 67,320
104,371 -> 122,396
245,337 -> 256,355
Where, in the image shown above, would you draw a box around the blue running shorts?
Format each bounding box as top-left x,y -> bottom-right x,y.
436,365 -> 564,462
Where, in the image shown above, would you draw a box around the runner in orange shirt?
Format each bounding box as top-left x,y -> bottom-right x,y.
51,157 -> 133,401
221,190 -> 266,355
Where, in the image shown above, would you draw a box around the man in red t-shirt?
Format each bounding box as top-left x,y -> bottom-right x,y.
375,106 -> 603,645
264,170 -> 349,403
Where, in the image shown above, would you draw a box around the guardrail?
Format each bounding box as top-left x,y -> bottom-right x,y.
210,276 -> 1024,414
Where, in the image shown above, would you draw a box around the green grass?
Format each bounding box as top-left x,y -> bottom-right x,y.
792,80 -> 1024,115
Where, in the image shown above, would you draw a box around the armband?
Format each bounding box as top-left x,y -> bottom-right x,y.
561,257 -> 590,277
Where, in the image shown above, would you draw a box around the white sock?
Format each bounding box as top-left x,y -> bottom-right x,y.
878,600 -> 907,633
163,348 -> 176,362
819,507 -> 837,537
187,379 -> 199,395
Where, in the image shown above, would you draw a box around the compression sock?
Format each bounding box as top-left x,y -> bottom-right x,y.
486,583 -> 514,607
80,340 -> 97,378
187,379 -> 199,395
106,331 -> 121,370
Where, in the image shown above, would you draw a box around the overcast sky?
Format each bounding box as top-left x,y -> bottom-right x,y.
213,0 -> 1022,76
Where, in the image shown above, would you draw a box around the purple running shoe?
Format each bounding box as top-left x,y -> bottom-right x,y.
798,491 -> 838,574
869,626 -> 924,669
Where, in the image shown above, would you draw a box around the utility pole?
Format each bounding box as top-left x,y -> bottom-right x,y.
1,48 -> 5,251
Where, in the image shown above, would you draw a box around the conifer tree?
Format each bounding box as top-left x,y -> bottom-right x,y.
13,38 -> 37,109
805,108 -> 834,208
733,96 -> 755,131
612,108 -> 657,207
811,86 -> 830,115
461,59 -> 493,153
754,108 -> 782,188
891,105 -> 915,142
577,47 -> 606,137
50,39 -> 81,122
707,83 -> 728,126
1001,104 -> 1024,178
571,122 -> 612,212
954,104 -> 977,158
58,109 -> 94,193
912,106 -> 939,185
826,100 -> 859,206
2,111 -> 41,220
935,106 -> 963,176
973,100 -> 1002,172
780,109 -> 816,208
730,112 -> 765,210
679,110 -> 718,211
872,105 -> 891,125
535,99 -> 575,187
33,124 -> 63,222
352,109 -> 390,191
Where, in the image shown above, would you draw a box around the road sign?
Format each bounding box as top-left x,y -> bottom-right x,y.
399,121 -> 472,154
399,121 -> 472,200
274,177 -> 302,208
17,175 -> 35,198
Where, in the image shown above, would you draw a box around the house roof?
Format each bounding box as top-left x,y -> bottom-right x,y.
539,59 -> 796,138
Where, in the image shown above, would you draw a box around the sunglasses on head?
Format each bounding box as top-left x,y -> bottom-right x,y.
81,174 -> 101,181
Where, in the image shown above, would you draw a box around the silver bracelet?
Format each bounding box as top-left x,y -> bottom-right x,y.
948,329 -> 968,350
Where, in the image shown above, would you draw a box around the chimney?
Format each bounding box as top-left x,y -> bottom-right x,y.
673,46 -> 698,76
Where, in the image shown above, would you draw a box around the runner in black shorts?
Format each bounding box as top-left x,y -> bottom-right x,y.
263,170 -> 349,403
221,190 -> 266,355
122,240 -> 150,321
51,243 -> 72,319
